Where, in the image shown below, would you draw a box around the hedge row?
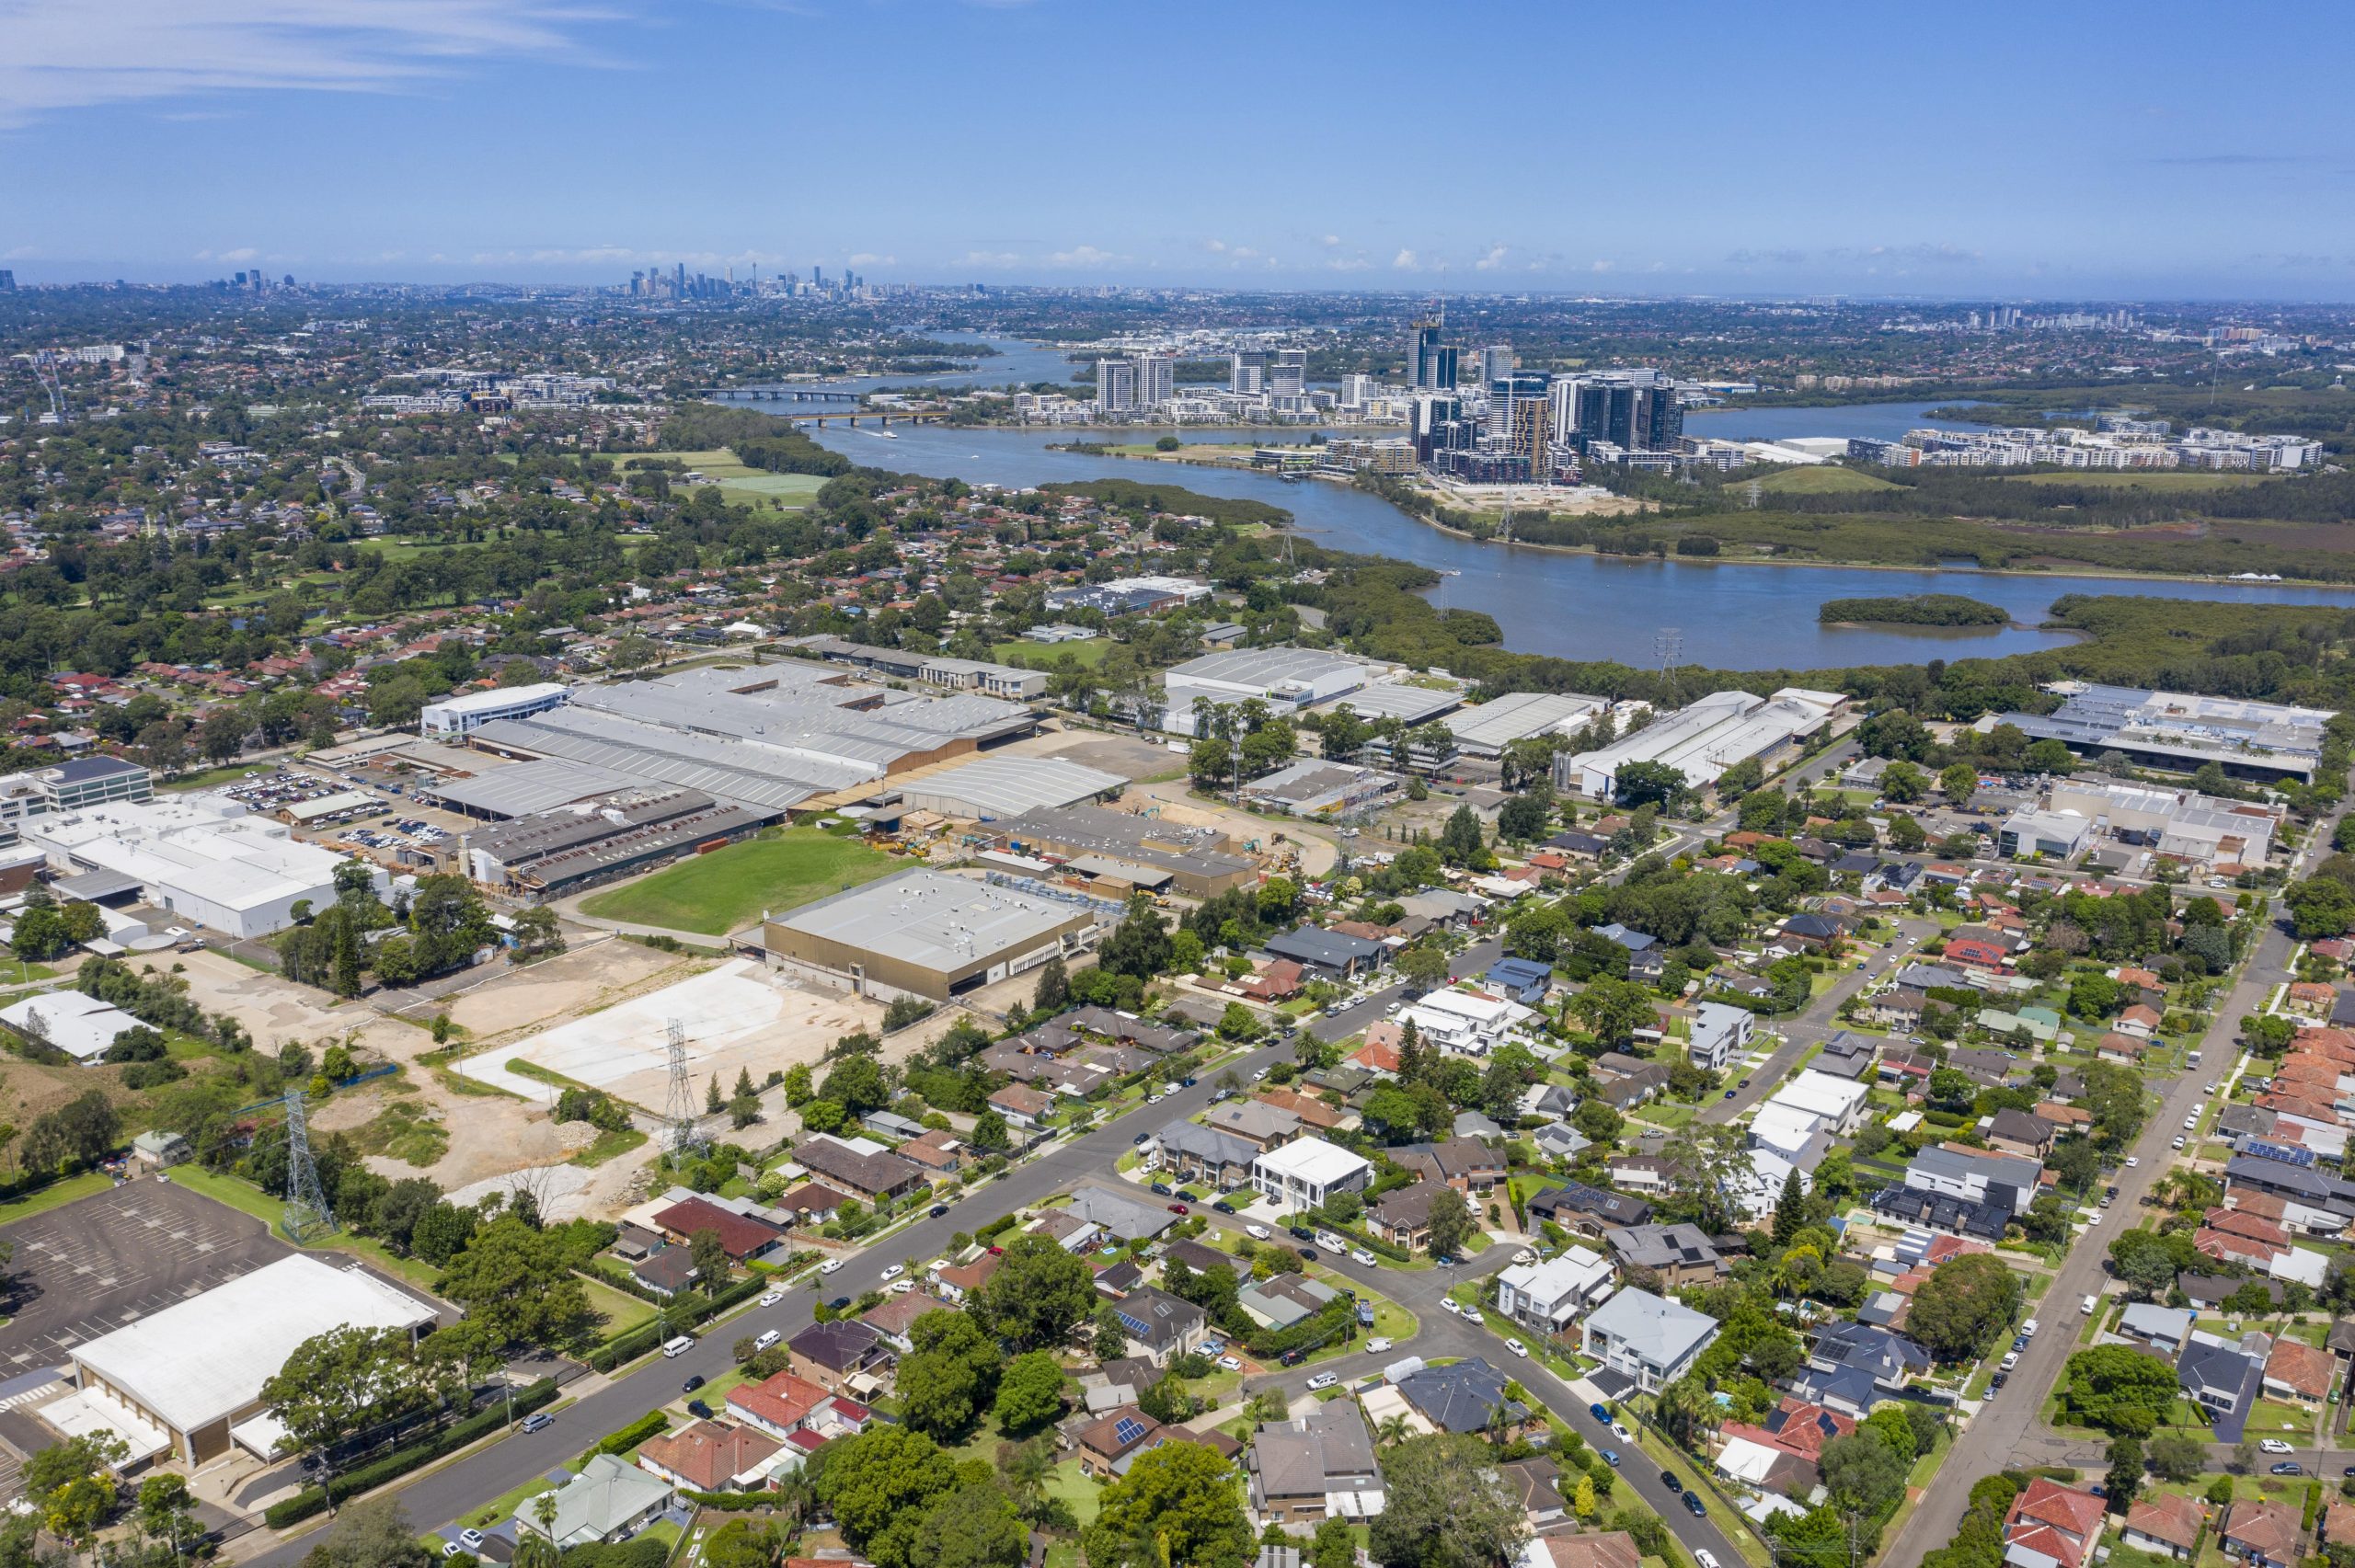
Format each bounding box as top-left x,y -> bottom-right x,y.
580,1412 -> 668,1465
976,1213 -> 1019,1240
680,1488 -> 791,1512
264,1379 -> 559,1527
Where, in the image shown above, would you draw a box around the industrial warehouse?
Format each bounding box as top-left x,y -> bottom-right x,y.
460,660 -> 1040,813
1554,687 -> 1849,798
970,804 -> 1258,899
763,870 -> 1102,1001
458,785 -> 771,899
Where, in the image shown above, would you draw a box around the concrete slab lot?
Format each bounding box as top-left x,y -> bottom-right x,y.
452,957 -> 883,1110
0,1180 -> 289,1374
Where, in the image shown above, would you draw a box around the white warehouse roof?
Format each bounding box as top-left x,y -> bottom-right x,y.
71,1254 -> 438,1436
896,756 -> 1127,819
0,991 -> 140,1063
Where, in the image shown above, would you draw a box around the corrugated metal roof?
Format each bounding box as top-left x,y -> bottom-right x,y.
422,759 -> 638,817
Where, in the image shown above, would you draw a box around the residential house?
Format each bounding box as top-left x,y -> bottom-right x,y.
2265,1337 -> 2336,1405
1237,1274 -> 1342,1333
1806,1322 -> 1931,1405
1517,1534 -> 1641,1568
787,1320 -> 893,1399
987,1083 -> 1055,1130
1252,1138 -> 1374,1211
2116,1003 -> 2162,1039
790,1135 -> 928,1204
634,1420 -> 787,1493
1396,1356 -> 1526,1435
1369,1183 -> 1442,1252
1498,1459 -> 1566,1528
1603,1155 -> 1678,1196
1075,1404 -> 1165,1477
1247,1399 -> 1384,1525
860,1291 -> 951,1353
1264,926 -> 1386,981
517,1454 -> 672,1550
1527,1183 -> 1653,1240
2177,1334 -> 2267,1443
1255,1085 -> 1348,1133
1605,1224 -> 1727,1291
896,1129 -> 964,1173
2117,1303 -> 2197,1356
650,1196 -> 787,1264
1862,988 -> 1928,1030
1108,1285 -> 1208,1367
1689,1001 -> 1754,1072
2119,1494 -> 2205,1562
2002,1478 -> 2108,1568
931,1253 -> 1004,1303
1580,1287 -> 1720,1393
2220,1500 -> 2302,1568
1986,1108 -> 2059,1159
1589,1053 -> 1671,1108
1496,1248 -> 1614,1333
1394,1138 -> 1507,1195
1068,1185 -> 1183,1242
1204,1100 -> 1304,1152
1487,958 -> 1554,1006
1155,1119 -> 1261,1189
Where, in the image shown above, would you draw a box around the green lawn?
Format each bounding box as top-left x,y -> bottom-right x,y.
614,449 -> 825,508
569,1127 -> 649,1167
167,1166 -> 445,1290
159,762 -> 270,793
0,1171 -> 112,1227
580,826 -> 899,935
1044,1460 -> 1103,1530
993,638 -> 1110,669
465,1471 -> 560,1530
580,1276 -> 660,1338
1754,465 -> 1902,495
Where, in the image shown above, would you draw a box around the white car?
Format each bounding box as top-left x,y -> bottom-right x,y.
1148,1093 -> 1166,1104
1251,1067 -> 1269,1081
2124,1156 -> 2139,1168
1217,1355 -> 1242,1371
1246,1224 -> 1270,1240
2260,1438 -> 2294,1455
1365,1338 -> 1392,1355
879,1264 -> 904,1281
1305,1373 -> 1338,1391
891,1279 -> 915,1293
820,1258 -> 844,1275
753,1328 -> 781,1351
1611,1422 -> 1632,1441
2171,1136 -> 2186,1150
1695,1555 -> 1721,1568
2021,1319 -> 2039,1337
2086,1209 -> 2102,1225
458,1532 -> 486,1551
1352,1248 -> 1376,1266
1506,1338 -> 1529,1357
2183,1116 -> 2198,1131
758,1289 -> 785,1308
2000,1351 -> 2018,1371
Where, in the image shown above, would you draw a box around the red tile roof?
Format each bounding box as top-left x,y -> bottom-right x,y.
653,1196 -> 784,1260
727,1370 -> 829,1434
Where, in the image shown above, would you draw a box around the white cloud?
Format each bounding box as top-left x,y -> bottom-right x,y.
846,253 -> 895,267
1203,238 -> 1228,253
959,250 -> 1021,268
1590,259 -> 1614,273
1325,256 -> 1372,272
1473,245 -> 1509,271
0,1 -> 611,129
1392,248 -> 1419,270
1047,245 -> 1122,268
1320,234 -> 1340,247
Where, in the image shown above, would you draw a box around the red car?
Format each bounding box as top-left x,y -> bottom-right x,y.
1167,1203 -> 1189,1216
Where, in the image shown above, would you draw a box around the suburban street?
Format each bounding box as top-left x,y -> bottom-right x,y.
1880,808 -> 2346,1563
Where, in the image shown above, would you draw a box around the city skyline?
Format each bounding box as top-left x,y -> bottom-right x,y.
5,0 -> 2355,298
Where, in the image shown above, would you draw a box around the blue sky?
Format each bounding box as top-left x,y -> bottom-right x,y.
5,0 -> 2353,297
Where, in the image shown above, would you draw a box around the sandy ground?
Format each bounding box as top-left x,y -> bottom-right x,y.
1009,726 -> 1189,782
442,937 -> 687,1038
168,948 -> 415,1059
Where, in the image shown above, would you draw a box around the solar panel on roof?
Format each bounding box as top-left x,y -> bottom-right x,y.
1112,1416 -> 1148,1447
1116,1311 -> 1150,1339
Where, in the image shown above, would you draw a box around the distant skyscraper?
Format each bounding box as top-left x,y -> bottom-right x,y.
674,262 -> 686,296
1230,351 -> 1267,395
1339,373 -> 1373,407
1569,373 -> 1683,452
0,269 -> 15,292
1138,351 -> 1176,408
1480,345 -> 1514,384
1270,350 -> 1306,397
1409,319 -> 1458,391
1491,373 -> 1551,458
1096,358 -> 1138,413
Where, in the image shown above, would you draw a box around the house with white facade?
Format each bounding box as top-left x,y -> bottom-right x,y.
1253,1137 -> 1374,1211
1580,1287 -> 1720,1393
1688,1002 -> 1754,1071
1495,1247 -> 1614,1334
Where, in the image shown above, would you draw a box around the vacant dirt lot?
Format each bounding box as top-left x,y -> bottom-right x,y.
1011,725 -> 1189,784
442,938 -> 690,1040
169,949 -> 412,1059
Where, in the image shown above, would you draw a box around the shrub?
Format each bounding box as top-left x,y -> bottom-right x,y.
263,1379 -> 558,1526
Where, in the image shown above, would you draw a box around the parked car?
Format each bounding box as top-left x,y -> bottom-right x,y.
758,1289 -> 784,1308
1305,1373 -> 1338,1391
687,1399 -> 713,1420
1683,1493 -> 1707,1517
458,1531 -> 486,1551
683,1373 -> 705,1393
821,1259 -> 844,1275
1246,1224 -> 1270,1240
1280,1348 -> 1306,1367
1213,1201 -> 1235,1214
1150,1183 -> 1173,1196
2270,1461 -> 2303,1476
521,1413 -> 554,1434
1168,1203 -> 1189,1216
1660,1470 -> 1681,1492
2260,1438 -> 2295,1454
1589,1403 -> 1612,1423
1600,1449 -> 1620,1468
1365,1338 -> 1391,1355
929,1205 -> 948,1219
1506,1339 -> 1528,1357
1217,1356 -> 1242,1371
1611,1422 -> 1632,1441
879,1265 -> 903,1281
1351,1248 -> 1376,1266
1990,1372 -> 2007,1391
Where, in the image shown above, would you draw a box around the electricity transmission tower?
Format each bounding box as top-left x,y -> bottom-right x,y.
662,1017 -> 705,1153
281,1089 -> 337,1242
1654,627 -> 1683,707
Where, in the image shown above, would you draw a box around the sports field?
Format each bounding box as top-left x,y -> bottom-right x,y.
614,448 -> 828,507
580,826 -> 898,935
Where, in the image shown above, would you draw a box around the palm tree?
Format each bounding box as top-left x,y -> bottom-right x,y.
1374,1413 -> 1412,1448
512,1494 -> 561,1568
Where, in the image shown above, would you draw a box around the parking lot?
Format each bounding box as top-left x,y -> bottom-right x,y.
0,1178 -> 291,1374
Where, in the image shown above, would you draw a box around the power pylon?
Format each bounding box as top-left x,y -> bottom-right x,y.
662,1017 -> 705,1153
281,1089 -> 337,1242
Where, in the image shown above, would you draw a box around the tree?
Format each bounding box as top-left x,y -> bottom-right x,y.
1496,795 -> 1551,843
261,1325 -> 454,1462
1033,956 -> 1069,1014
1939,761 -> 1979,804
23,1435 -> 124,1541
971,1235 -> 1097,1349
1771,1166 -> 1806,1248
993,1349 -> 1066,1435
1905,1253 -> 2023,1361
690,1228 -> 731,1292
2060,1346 -> 2181,1438
1099,898 -> 1173,980
1568,977 -> 1654,1048
1309,1518 -> 1357,1568
970,1110 -> 1012,1153
433,1215 -> 592,1349
1613,761 -> 1685,810
2107,1229 -> 2186,1299
2105,1436 -> 2145,1511
300,1498 -> 434,1568
812,1426 -> 959,1568
1396,944 -> 1451,993
899,1310 -> 1005,1441
1085,1441 -> 1253,1568
136,1471 -> 200,1560
1819,1431 -> 1908,1516
2146,1434 -> 2207,1482
909,1481 -> 1028,1568
1425,1187 -> 1476,1261
1366,1434 -> 1529,1568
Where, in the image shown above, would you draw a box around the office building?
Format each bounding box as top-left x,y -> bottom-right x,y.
1479,345 -> 1514,384
1339,373 -> 1373,407
1996,684 -> 2332,784
1568,374 -> 1683,454
1409,320 -> 1457,391
420,681 -> 570,738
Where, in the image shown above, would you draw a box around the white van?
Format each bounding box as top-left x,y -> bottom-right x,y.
753,1329 -> 781,1352
661,1334 -> 696,1358
2080,1294 -> 2098,1316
